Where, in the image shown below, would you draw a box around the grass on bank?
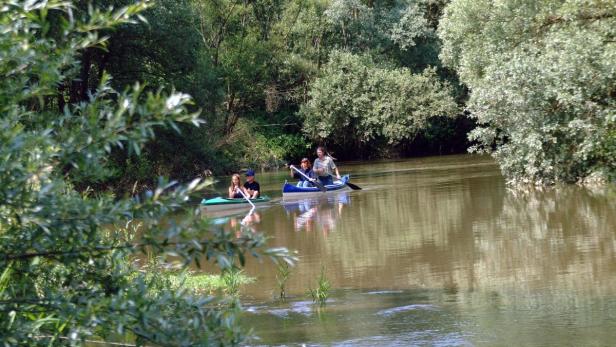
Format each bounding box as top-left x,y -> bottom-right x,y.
134,259 -> 255,296
166,270 -> 254,296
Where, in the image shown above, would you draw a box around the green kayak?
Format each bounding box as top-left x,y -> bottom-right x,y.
200,196 -> 271,212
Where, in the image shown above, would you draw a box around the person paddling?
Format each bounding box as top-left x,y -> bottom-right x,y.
243,169 -> 260,198
227,173 -> 245,199
289,158 -> 316,187
313,146 -> 341,185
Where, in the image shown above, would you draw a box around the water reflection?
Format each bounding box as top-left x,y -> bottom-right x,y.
282,192 -> 350,234
236,155 -> 616,346
209,210 -> 263,236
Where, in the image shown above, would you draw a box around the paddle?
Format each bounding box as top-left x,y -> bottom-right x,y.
344,180 -> 362,190
321,150 -> 361,190
234,186 -> 255,210
290,165 -> 327,192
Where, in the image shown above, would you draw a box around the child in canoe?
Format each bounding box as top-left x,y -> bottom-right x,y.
289,158 -> 316,187
228,173 -> 246,198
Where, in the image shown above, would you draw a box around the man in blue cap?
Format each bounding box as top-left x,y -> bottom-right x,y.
243,169 -> 260,198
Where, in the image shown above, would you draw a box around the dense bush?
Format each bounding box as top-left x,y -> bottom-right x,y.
300,51 -> 458,156
439,0 -> 616,184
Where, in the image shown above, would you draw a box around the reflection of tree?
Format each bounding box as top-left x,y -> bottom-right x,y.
321,165 -> 506,287
325,174 -> 616,298
470,186 -> 616,295
244,156 -> 616,307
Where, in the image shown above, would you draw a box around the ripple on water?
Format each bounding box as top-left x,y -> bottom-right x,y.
244,305 -> 269,313
334,330 -> 472,347
364,290 -> 404,295
247,300 -> 328,318
376,304 -> 439,317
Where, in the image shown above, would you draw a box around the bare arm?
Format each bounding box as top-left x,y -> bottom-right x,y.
330,157 -> 340,179
228,186 -> 235,198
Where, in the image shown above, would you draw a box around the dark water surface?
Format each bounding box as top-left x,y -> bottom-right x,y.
208,155 -> 616,346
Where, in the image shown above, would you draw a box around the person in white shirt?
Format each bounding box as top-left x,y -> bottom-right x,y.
313,146 -> 341,185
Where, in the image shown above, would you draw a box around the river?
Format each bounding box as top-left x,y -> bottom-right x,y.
206,154 -> 616,346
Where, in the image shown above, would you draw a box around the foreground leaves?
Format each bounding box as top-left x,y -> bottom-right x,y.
0,1 -> 295,345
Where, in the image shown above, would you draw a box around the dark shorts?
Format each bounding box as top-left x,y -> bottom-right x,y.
318,175 -> 333,185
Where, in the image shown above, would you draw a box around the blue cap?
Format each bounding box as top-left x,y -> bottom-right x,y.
245,169 -> 255,177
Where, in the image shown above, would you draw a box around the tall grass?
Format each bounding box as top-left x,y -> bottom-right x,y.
308,266 -> 331,306
276,261 -> 291,299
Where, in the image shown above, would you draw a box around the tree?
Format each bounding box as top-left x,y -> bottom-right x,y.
0,1 -> 294,345
438,0 -> 616,184
299,51 -> 457,156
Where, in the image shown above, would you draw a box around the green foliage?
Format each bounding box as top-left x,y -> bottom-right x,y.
218,119 -> 311,170
597,128 -> 616,182
307,266 -> 331,306
43,0 -> 464,188
276,261 -> 292,299
377,0 -> 433,51
18,0 -> 466,193
192,271 -> 254,295
275,0 -> 449,66
300,51 -> 458,154
220,268 -> 247,297
0,1 -> 295,345
99,0 -> 315,179
100,0 -> 224,186
438,0 -> 616,184
136,256 -> 255,296
267,132 -> 313,163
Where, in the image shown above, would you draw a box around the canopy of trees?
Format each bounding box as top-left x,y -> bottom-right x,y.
9,0 -> 608,191
42,0 -> 465,193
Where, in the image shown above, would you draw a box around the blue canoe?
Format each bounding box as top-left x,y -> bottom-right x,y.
282,175 -> 350,198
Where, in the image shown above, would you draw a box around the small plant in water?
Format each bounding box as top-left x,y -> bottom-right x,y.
222,268 -> 244,296
308,266 -> 331,306
276,261 -> 291,299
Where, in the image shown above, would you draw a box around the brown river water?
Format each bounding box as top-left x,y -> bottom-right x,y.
204,154 -> 616,346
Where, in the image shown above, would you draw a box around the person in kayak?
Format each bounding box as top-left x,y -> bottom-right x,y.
244,169 -> 260,198
289,158 -> 316,187
313,146 -> 341,185
228,173 -> 245,199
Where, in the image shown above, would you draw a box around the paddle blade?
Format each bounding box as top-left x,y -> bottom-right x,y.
345,182 -> 362,190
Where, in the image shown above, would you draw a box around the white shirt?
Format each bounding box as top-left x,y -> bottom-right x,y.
314,156 -> 336,176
